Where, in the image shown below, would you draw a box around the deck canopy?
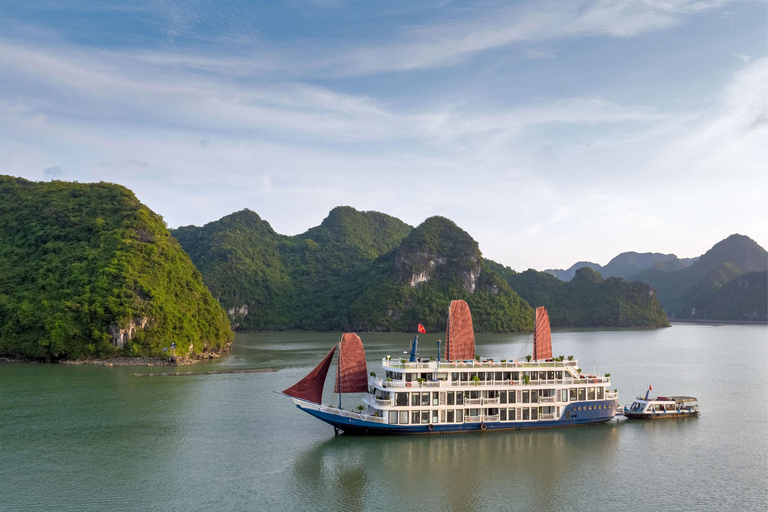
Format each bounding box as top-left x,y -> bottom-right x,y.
670,396 -> 698,404
533,306 -> 553,361
445,300 -> 475,361
282,346 -> 337,404
334,333 -> 368,393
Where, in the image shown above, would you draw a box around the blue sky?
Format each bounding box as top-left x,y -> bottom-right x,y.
1,0 -> 766,270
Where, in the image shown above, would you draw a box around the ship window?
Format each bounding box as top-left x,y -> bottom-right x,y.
421,393 -> 430,406
510,391 -> 517,404
588,387 -> 596,400
478,372 -> 485,381
461,373 -> 468,381
456,393 -> 464,405
495,372 -> 503,381
500,391 -> 507,404
389,411 -> 398,424
566,410 -> 571,419
562,389 -> 568,402
399,411 -> 409,424
447,392 -> 455,406
522,391 -> 530,404
432,392 -> 439,406
500,409 -> 507,421
588,406 -> 593,410
578,388 -> 586,401
452,373 -> 459,381
531,390 -> 539,402
569,388 -> 577,401
523,408 -> 530,420
597,387 -> 604,399
412,411 -> 420,424
405,373 -> 413,382
447,411 -> 455,423
437,373 -> 448,381
548,371 -> 555,380
421,411 -> 429,424
511,372 -> 519,381
456,409 -> 463,422
396,393 -> 409,407
531,408 -> 538,420
530,372 -> 538,380
411,393 -> 419,406
432,411 -> 439,423
556,371 -> 562,380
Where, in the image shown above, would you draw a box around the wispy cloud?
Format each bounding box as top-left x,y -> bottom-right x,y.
304,0 -> 730,76
0,0 -> 764,269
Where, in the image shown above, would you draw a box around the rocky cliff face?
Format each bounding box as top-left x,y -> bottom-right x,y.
109,317 -> 151,348
392,216 -> 482,293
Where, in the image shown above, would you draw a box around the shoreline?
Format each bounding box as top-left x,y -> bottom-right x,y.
1,345 -> 232,367
669,319 -> 767,325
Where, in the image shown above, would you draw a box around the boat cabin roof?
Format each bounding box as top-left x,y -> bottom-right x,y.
633,396 -> 698,404
669,396 -> 698,404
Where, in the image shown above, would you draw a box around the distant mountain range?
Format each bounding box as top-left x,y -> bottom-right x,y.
545,234 -> 767,322
545,252 -> 699,282
172,206 -> 670,331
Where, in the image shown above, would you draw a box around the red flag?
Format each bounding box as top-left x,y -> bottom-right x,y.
649,385 -> 653,390
418,324 -> 427,334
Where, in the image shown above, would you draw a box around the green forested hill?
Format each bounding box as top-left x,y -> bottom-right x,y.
346,217 -> 534,332
0,176 -> 233,359
172,206 -> 413,330
174,211 -> 533,332
486,263 -> 670,327
679,271 -> 766,321
174,207 -> 670,332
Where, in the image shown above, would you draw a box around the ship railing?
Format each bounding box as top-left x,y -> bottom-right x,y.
383,359 -> 577,370
363,395 -> 391,407
465,398 -> 482,405
464,415 -> 483,423
606,391 -> 618,399
539,412 -> 557,421
372,377 -> 610,390
483,397 -> 500,405
295,400 -> 387,424
484,415 -> 500,422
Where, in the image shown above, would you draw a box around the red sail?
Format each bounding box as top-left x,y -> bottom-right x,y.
282,345 -> 337,404
533,306 -> 553,361
334,333 -> 368,393
445,300 -> 475,361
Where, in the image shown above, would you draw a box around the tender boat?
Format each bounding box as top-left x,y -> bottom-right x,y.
280,301 -> 618,434
624,393 -> 699,419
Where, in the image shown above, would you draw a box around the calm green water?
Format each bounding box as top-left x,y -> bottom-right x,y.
1,324 -> 766,511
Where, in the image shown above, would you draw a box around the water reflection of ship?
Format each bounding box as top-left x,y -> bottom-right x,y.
291,424 -> 621,511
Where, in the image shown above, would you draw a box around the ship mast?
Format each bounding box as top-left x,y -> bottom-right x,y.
337,336 -> 342,409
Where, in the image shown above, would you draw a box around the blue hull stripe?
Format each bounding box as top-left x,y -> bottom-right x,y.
296,399 -> 618,435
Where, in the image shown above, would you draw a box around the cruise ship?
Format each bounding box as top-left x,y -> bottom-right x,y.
281,300 -> 618,434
